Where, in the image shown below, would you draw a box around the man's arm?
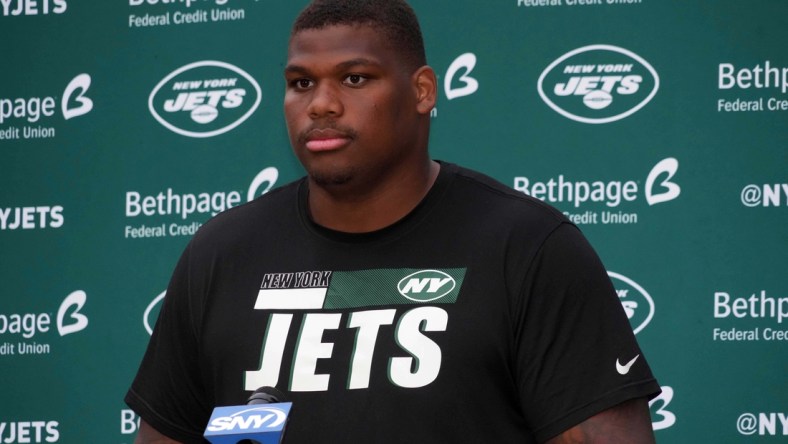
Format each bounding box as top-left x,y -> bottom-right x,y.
134,420 -> 183,444
545,397 -> 655,444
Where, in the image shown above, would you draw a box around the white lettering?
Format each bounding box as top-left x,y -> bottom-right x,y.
0,96 -> 55,124
244,314 -> 293,391
427,278 -> 452,293
714,290 -> 788,323
0,206 -> 64,230
401,278 -> 430,294
125,189 -> 242,219
513,175 -> 639,208
347,310 -> 396,390
246,307 -> 448,393
779,413 -> 788,434
0,313 -> 50,339
760,413 -> 777,435
120,410 -> 139,434
0,0 -> 66,16
719,61 -> 788,94
290,313 -> 341,391
0,421 -> 59,443
389,307 -> 448,388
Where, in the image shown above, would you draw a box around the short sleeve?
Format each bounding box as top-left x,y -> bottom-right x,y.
125,241 -> 212,443
514,223 -> 660,442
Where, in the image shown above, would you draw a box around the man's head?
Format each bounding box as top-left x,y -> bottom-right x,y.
291,0 -> 427,72
284,0 -> 437,193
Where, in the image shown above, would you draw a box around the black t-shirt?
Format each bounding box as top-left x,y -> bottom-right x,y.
126,162 -> 660,443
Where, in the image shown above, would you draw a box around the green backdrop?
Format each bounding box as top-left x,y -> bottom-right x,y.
1,1 -> 786,442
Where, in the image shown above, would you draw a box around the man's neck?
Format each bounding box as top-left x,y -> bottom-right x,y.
307,160 -> 440,233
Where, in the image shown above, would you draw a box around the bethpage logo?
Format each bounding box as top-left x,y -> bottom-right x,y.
121,409 -> 142,435
538,44 -> 659,124
517,0 -> 644,8
0,73 -> 93,142
712,290 -> 788,342
717,61 -> 788,112
513,157 -> 680,225
737,412 -> 788,436
1,0 -> 67,16
649,386 -> 676,431
0,290 -> 89,357
608,272 -> 654,335
129,0 -> 249,29
444,53 -> 479,101
408,51 -> 480,119
124,166 -> 278,239
149,60 -> 261,138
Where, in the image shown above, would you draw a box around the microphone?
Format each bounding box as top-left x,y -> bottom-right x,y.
204,386 -> 292,444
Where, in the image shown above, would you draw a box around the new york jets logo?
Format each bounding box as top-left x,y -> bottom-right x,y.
397,270 -> 456,302
608,271 -> 655,335
538,44 -> 659,124
149,60 -> 262,138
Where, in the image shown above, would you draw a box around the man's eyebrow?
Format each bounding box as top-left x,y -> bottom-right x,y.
335,58 -> 381,70
284,64 -> 309,75
284,58 -> 381,75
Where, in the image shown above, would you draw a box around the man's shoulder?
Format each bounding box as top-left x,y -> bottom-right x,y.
190,178 -> 303,245
443,162 -> 568,224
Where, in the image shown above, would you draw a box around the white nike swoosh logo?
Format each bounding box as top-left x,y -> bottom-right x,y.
616,354 -> 640,375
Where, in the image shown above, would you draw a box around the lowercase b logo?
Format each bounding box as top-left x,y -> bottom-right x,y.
62,74 -> 93,120
645,158 -> 681,205
444,53 -> 479,100
57,290 -> 88,336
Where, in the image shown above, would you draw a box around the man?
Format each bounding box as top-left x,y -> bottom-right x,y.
127,1 -> 660,442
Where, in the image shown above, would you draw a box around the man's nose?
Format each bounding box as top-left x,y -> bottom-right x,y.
307,83 -> 343,119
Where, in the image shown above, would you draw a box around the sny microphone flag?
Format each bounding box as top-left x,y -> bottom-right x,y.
204,402 -> 292,444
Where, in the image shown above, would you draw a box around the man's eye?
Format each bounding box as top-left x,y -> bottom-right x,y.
291,79 -> 313,89
344,74 -> 367,86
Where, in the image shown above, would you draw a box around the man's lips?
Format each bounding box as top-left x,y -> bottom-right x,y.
302,128 -> 354,152
306,137 -> 350,151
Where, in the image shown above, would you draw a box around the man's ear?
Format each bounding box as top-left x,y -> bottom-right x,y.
413,66 -> 438,115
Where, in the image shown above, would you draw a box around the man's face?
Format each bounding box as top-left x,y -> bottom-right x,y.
284,24 -> 423,189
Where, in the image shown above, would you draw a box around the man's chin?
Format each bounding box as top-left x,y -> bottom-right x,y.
309,170 -> 354,187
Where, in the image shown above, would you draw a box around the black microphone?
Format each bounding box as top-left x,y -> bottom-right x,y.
204,386 -> 292,444
247,386 -> 289,405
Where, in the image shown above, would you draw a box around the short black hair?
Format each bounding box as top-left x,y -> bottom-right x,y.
291,0 -> 427,69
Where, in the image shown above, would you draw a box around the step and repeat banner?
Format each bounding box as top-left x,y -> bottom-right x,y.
1,1 -> 786,442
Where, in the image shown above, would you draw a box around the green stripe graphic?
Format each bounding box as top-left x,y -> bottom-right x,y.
323,268 -> 466,309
